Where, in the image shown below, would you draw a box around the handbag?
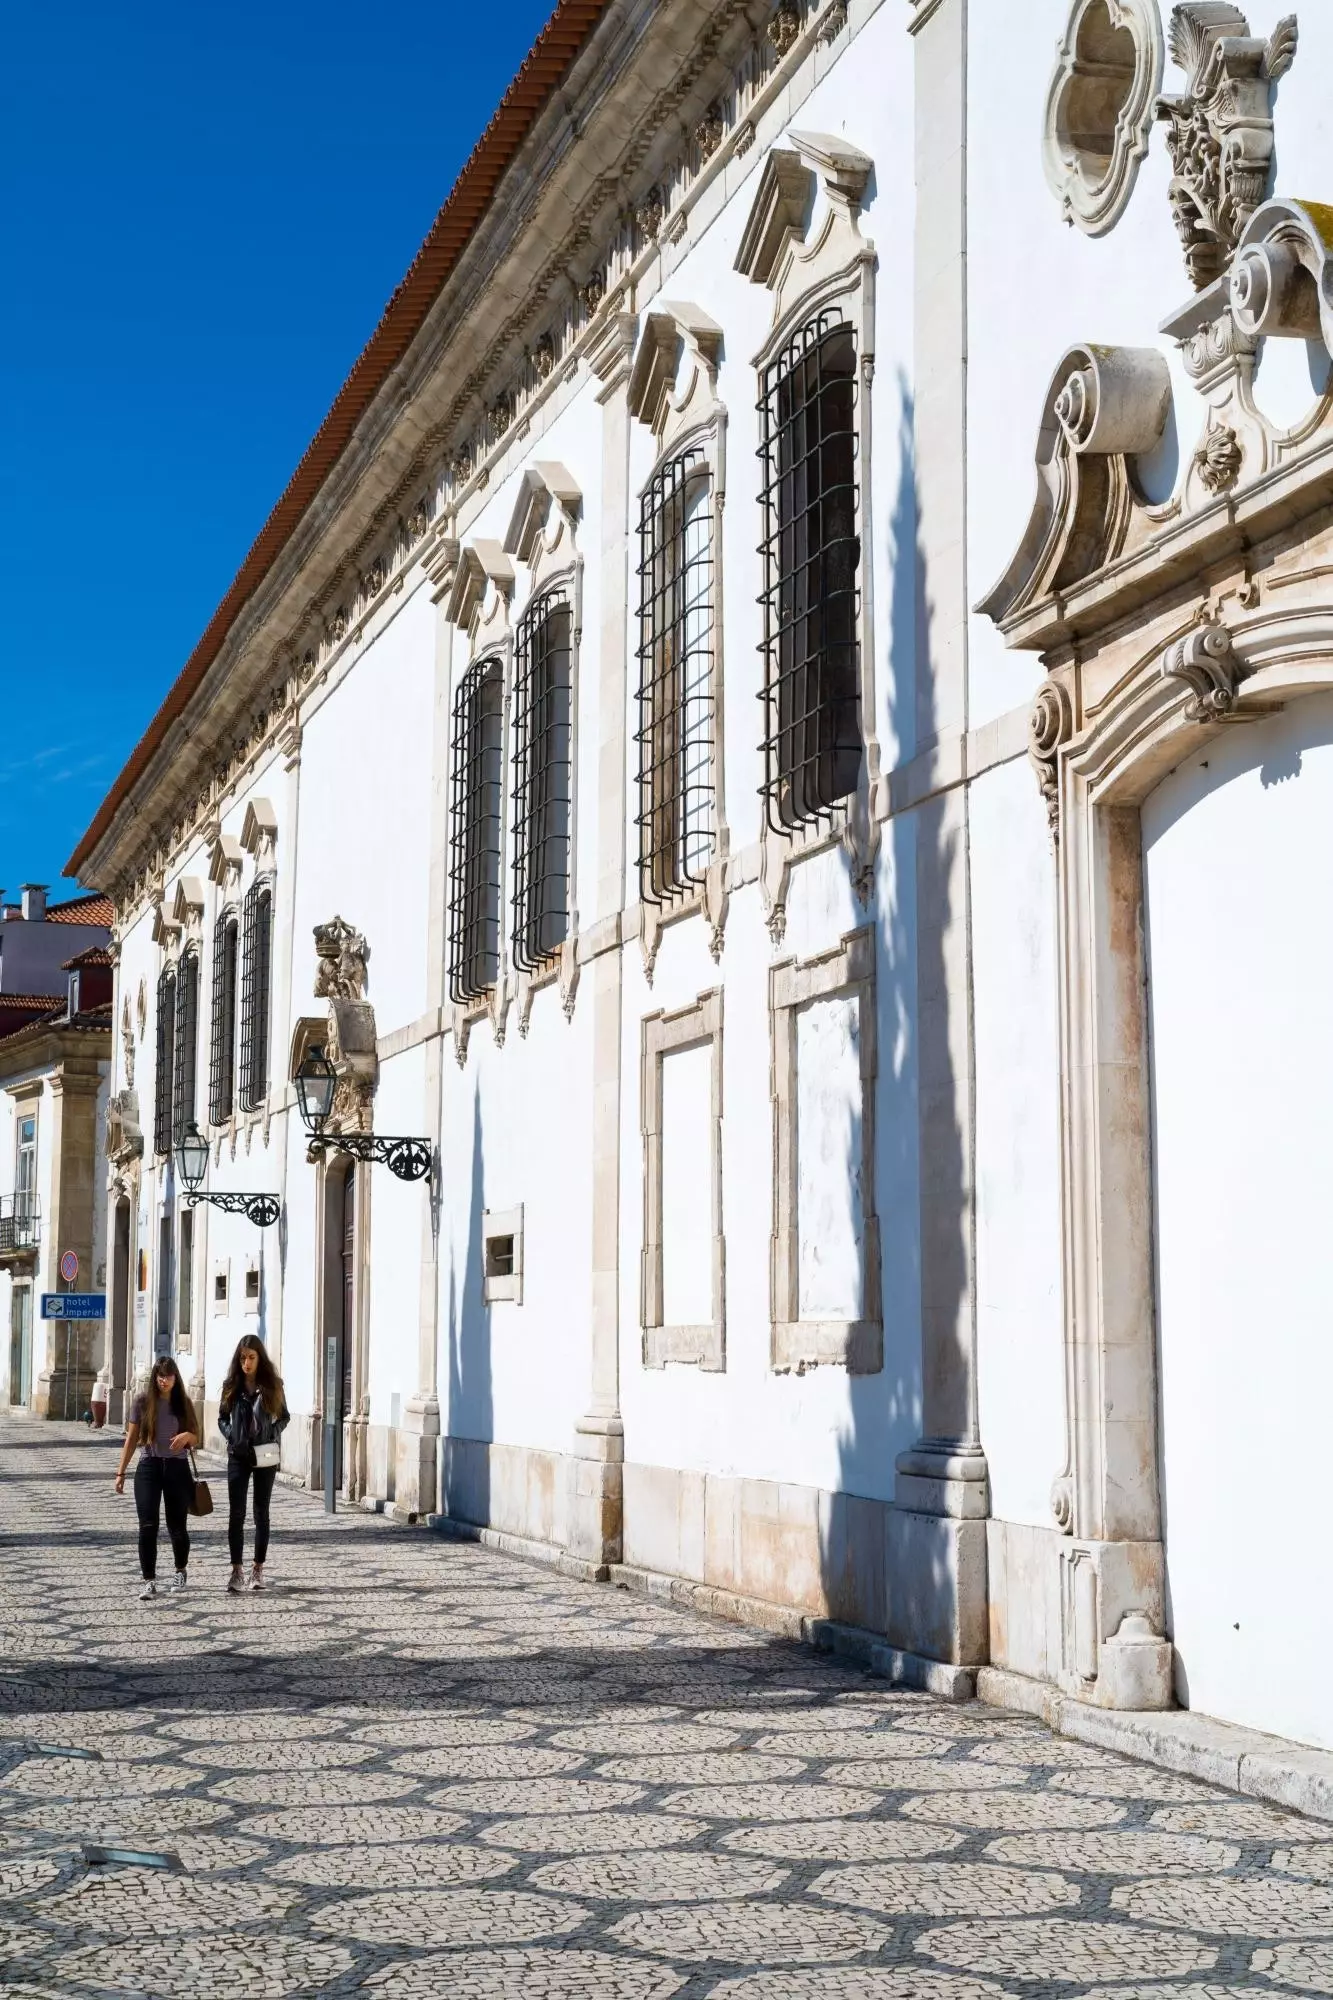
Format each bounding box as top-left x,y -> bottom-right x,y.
187,1450 -> 214,1517
253,1442 -> 281,1470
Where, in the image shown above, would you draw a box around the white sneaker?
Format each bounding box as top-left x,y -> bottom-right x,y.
139,1581 -> 157,1601
249,1566 -> 267,1593
171,1571 -> 188,1593
227,1570 -> 246,1595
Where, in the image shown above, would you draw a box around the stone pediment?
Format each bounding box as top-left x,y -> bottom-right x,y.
629,304 -> 724,452
503,462 -> 582,568
447,541 -> 515,643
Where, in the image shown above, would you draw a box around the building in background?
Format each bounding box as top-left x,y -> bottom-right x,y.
67,0 -> 1333,1761
0,920 -> 112,1415
0,888 -> 113,995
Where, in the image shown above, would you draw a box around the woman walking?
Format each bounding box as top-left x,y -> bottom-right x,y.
113,1356 -> 199,1600
218,1334 -> 289,1594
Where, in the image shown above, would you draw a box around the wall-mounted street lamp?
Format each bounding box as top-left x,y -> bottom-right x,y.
294,1046 -> 432,1183
176,1123 -> 281,1227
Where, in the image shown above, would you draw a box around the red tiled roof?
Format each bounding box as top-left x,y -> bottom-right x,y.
67,0 -> 612,884
48,892 -> 115,926
0,996 -> 63,1040
62,946 -> 114,970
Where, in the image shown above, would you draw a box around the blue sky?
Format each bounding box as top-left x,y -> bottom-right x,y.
1,0 -> 555,899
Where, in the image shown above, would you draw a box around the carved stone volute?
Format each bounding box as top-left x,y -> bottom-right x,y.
1029,678 -> 1076,842
1161,614 -> 1244,719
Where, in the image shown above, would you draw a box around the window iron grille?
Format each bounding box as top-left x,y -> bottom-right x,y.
239,879 -> 272,1111
635,448 -> 717,903
448,658 -> 505,1003
153,969 -> 176,1157
172,949 -> 199,1147
757,312 -> 861,834
511,589 -> 573,973
209,910 -> 238,1125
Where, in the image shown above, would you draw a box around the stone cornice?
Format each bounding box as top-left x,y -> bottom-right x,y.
82,0 -> 867,913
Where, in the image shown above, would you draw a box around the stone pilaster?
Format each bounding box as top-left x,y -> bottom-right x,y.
566,308 -> 637,1570
34,1063 -> 103,1420
890,0 -> 988,1668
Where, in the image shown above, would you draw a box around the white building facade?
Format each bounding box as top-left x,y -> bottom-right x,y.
72,0 -> 1333,1756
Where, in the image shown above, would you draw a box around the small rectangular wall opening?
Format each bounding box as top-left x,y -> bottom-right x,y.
482,1206 -> 523,1304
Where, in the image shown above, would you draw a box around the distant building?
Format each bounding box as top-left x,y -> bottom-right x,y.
0,887 -> 115,998
0,899 -> 112,1416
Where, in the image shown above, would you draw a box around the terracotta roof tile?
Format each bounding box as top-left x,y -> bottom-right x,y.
68,0 -> 611,883
61,946 -> 114,970
47,892 -> 115,925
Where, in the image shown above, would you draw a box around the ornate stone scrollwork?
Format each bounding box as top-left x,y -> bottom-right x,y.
1161,613 -> 1244,718
1230,196 -> 1333,357
767,0 -> 801,57
1043,0 -> 1164,238
1029,678 -> 1076,842
1156,4 -> 1299,290
310,920 -> 377,1137
1193,422 -> 1243,492
976,344 -> 1172,631
105,1090 -> 143,1167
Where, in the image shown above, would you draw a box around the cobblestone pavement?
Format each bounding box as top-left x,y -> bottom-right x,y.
1,1419 -> 1330,1998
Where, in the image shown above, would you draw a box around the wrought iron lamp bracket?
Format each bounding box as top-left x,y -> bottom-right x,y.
306,1131 -> 433,1183
184,1190 -> 282,1228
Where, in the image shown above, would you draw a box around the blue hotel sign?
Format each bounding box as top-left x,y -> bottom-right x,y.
40,1294 -> 106,1320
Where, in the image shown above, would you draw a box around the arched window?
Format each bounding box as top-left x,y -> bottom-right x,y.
239,878 -> 273,1111
448,658 -> 505,1002
209,908 -> 239,1124
153,967 -> 176,1157
511,589 -> 572,972
758,312 -> 861,833
636,446 -> 716,902
172,948 -> 199,1146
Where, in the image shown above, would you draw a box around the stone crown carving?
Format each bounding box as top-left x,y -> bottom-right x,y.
1043,0 -> 1164,238
1156,3 -> 1299,289
314,917 -> 369,1001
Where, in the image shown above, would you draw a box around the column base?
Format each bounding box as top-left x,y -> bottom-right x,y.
394,1396 -> 441,1519
886,1442 -> 991,1666
565,1415 -> 623,1572
1057,1537 -> 1173,1709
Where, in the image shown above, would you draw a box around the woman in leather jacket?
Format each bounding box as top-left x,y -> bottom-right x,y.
217,1335 -> 289,1594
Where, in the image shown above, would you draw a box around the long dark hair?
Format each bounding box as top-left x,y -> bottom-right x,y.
220,1334 -> 285,1416
141,1355 -> 198,1440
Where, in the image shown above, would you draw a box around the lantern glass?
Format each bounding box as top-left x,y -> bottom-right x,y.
296,1046 -> 337,1132
177,1121 -> 209,1192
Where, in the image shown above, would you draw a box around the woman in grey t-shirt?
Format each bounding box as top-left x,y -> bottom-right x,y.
114,1356 -> 199,1601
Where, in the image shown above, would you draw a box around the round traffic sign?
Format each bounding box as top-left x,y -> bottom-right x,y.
60,1250 -> 79,1285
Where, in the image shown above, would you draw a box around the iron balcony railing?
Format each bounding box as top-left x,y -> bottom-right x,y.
0,1195 -> 40,1256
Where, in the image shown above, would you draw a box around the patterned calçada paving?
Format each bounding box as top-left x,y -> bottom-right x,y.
1,1418 -> 1331,1997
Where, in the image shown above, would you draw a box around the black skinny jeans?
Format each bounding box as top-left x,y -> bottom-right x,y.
227,1459 -> 278,1566
134,1455 -> 192,1580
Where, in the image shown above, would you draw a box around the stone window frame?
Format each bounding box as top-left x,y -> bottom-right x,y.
736,132 -> 881,942
628,305 -> 732,977
482,1204 -> 524,1305
769,924 -> 881,1375
1042,0 -> 1164,239
444,540 -> 517,1059
640,986 -> 725,1371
